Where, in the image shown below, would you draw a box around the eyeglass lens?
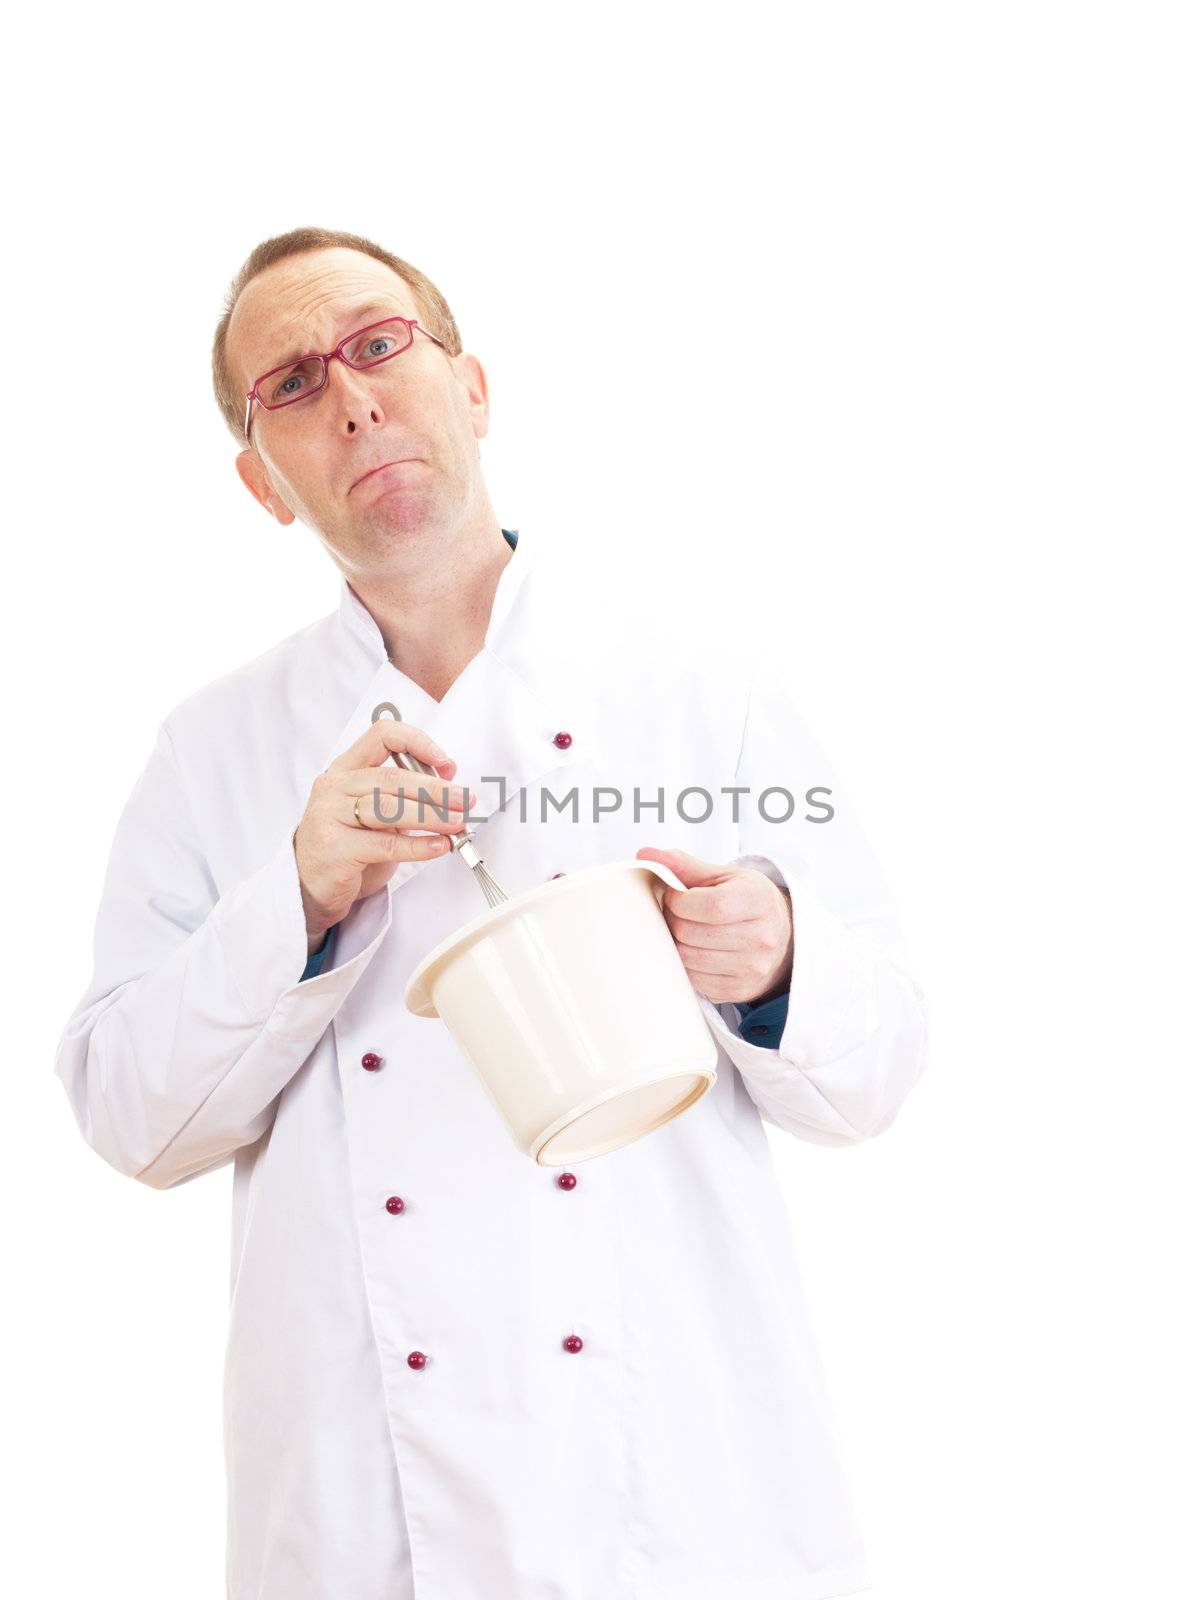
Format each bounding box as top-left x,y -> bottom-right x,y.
257,320 -> 415,409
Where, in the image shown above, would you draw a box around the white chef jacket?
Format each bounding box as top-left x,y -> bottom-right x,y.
55,521 -> 929,1600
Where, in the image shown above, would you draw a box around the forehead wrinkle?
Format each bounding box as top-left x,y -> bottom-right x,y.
259,295 -> 411,376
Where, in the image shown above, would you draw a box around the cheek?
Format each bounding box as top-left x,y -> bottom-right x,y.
269,444 -> 327,508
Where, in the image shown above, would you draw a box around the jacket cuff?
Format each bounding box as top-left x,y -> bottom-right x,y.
701,849 -> 879,1073
210,829 -> 391,1026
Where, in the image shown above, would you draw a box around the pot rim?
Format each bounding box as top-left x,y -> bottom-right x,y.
404,856 -> 686,1017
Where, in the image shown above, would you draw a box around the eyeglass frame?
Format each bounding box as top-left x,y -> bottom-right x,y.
243,315 -> 447,444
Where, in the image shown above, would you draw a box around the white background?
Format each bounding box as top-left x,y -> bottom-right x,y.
6,2 -> 1197,1595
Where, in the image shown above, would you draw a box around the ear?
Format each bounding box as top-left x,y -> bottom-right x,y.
236,448 -> 296,525
447,351 -> 490,442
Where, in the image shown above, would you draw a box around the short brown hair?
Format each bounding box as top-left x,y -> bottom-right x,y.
211,225 -> 463,446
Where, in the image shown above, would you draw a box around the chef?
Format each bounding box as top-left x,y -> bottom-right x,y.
54,227 -> 929,1600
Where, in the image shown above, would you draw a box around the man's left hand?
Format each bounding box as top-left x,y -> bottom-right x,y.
635,847 -> 794,1006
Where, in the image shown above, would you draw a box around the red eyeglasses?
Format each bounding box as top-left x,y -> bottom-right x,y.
243,315 -> 447,443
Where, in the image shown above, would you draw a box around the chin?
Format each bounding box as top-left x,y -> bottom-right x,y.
362,496 -> 446,550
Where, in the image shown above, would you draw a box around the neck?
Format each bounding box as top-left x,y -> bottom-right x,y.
345,515 -> 514,703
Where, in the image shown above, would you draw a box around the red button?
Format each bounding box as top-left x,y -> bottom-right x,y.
361,1051 -> 383,1072
385,1196 -> 405,1214
407,1351 -> 427,1370
563,1335 -> 584,1353
557,1172 -> 577,1190
553,731 -> 573,750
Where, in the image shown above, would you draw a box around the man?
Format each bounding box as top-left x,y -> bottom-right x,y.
55,226 -> 929,1600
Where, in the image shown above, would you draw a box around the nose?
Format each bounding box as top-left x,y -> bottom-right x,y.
325,357 -> 386,433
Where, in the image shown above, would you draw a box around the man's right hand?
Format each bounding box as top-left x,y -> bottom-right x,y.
293,718 -> 476,948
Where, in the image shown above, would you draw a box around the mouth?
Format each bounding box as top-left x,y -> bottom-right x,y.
350,458 -> 418,493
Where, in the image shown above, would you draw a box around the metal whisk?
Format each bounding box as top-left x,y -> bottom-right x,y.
372,702 -> 509,908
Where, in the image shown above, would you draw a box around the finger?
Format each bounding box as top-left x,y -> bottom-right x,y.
344,768 -> 477,815
662,879 -> 760,925
328,718 -> 457,776
340,790 -> 472,835
346,825 -> 455,862
691,975 -> 752,1004
664,911 -> 758,949
637,846 -> 729,889
677,947 -> 744,977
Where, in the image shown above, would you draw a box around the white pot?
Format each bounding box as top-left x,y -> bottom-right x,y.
404,860 -> 718,1164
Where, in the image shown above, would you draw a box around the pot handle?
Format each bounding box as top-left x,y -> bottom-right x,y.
641,860 -> 686,912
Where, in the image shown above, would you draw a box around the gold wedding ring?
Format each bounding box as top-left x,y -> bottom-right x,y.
353,794 -> 365,827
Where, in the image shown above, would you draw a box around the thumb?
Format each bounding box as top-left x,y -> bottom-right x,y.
635,845 -> 735,890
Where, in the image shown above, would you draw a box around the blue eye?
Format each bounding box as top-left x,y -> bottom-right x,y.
269,358 -> 323,403
358,334 -> 398,361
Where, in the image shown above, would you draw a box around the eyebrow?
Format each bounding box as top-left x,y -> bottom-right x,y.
261,300 -> 406,375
